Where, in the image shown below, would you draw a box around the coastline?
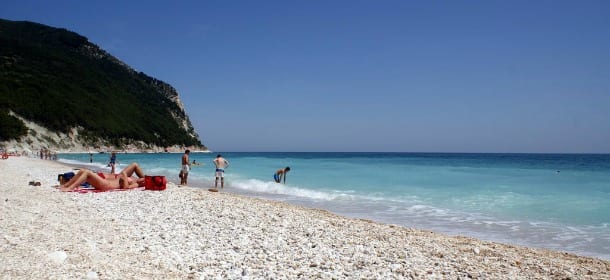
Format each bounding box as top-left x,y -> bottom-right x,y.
1,157 -> 608,279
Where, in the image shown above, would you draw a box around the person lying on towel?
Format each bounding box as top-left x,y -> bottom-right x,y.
59,162 -> 146,192
96,162 -> 145,181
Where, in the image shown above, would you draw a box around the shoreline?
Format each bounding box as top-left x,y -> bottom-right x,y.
1,157 -> 609,279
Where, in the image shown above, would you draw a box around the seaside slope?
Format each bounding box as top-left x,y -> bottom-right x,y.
1,157 -> 609,279
0,19 -> 204,152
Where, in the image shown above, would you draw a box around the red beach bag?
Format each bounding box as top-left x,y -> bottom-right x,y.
144,175 -> 167,191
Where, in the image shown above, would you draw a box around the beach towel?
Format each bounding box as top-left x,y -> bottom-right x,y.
72,186 -> 146,194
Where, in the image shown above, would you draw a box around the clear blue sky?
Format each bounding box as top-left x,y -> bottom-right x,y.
3,1 -> 610,153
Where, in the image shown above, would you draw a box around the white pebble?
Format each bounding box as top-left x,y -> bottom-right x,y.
86,271 -> 99,279
47,251 -> 67,264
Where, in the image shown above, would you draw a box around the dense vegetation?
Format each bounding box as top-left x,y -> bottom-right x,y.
0,19 -> 203,147
0,109 -> 27,141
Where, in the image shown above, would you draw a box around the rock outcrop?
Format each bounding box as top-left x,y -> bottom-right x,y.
0,18 -> 207,153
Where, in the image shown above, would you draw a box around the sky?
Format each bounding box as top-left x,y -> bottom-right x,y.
2,1 -> 610,153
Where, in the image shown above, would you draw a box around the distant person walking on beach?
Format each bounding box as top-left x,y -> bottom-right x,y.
108,152 -> 117,174
213,154 -> 230,188
274,167 -> 291,184
180,150 -> 191,185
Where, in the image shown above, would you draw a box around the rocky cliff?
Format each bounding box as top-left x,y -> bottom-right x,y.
0,19 -> 206,153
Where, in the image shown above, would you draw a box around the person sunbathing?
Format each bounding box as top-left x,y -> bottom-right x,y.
59,162 -> 146,192
97,162 -> 145,181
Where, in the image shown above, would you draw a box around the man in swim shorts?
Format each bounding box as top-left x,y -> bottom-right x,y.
180,150 -> 190,185
213,154 -> 229,188
274,167 -> 291,184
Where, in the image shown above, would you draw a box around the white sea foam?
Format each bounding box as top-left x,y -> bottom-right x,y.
230,178 -> 357,201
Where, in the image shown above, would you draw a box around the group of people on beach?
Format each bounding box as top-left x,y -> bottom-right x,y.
180,150 -> 230,188
57,150 -> 292,192
179,150 -> 291,188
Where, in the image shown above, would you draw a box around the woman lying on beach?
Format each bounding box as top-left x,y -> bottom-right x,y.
97,162 -> 145,180
59,162 -> 146,192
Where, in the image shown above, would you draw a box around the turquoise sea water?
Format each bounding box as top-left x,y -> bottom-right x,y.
58,152 -> 610,260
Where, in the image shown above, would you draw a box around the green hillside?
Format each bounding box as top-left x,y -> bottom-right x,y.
0,19 -> 203,148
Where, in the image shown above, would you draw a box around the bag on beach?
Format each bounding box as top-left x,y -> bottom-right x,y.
144,175 -> 167,191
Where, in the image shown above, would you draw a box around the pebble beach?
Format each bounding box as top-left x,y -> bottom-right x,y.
1,157 -> 609,279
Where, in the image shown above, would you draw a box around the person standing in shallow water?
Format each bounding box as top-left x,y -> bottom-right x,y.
213,154 -> 230,188
274,167 -> 291,184
180,150 -> 190,185
109,152 -> 117,174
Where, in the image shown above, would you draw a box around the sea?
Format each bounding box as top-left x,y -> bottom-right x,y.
57,152 -> 610,260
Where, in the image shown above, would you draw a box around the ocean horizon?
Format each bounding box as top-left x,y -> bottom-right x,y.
57,152 -> 610,260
